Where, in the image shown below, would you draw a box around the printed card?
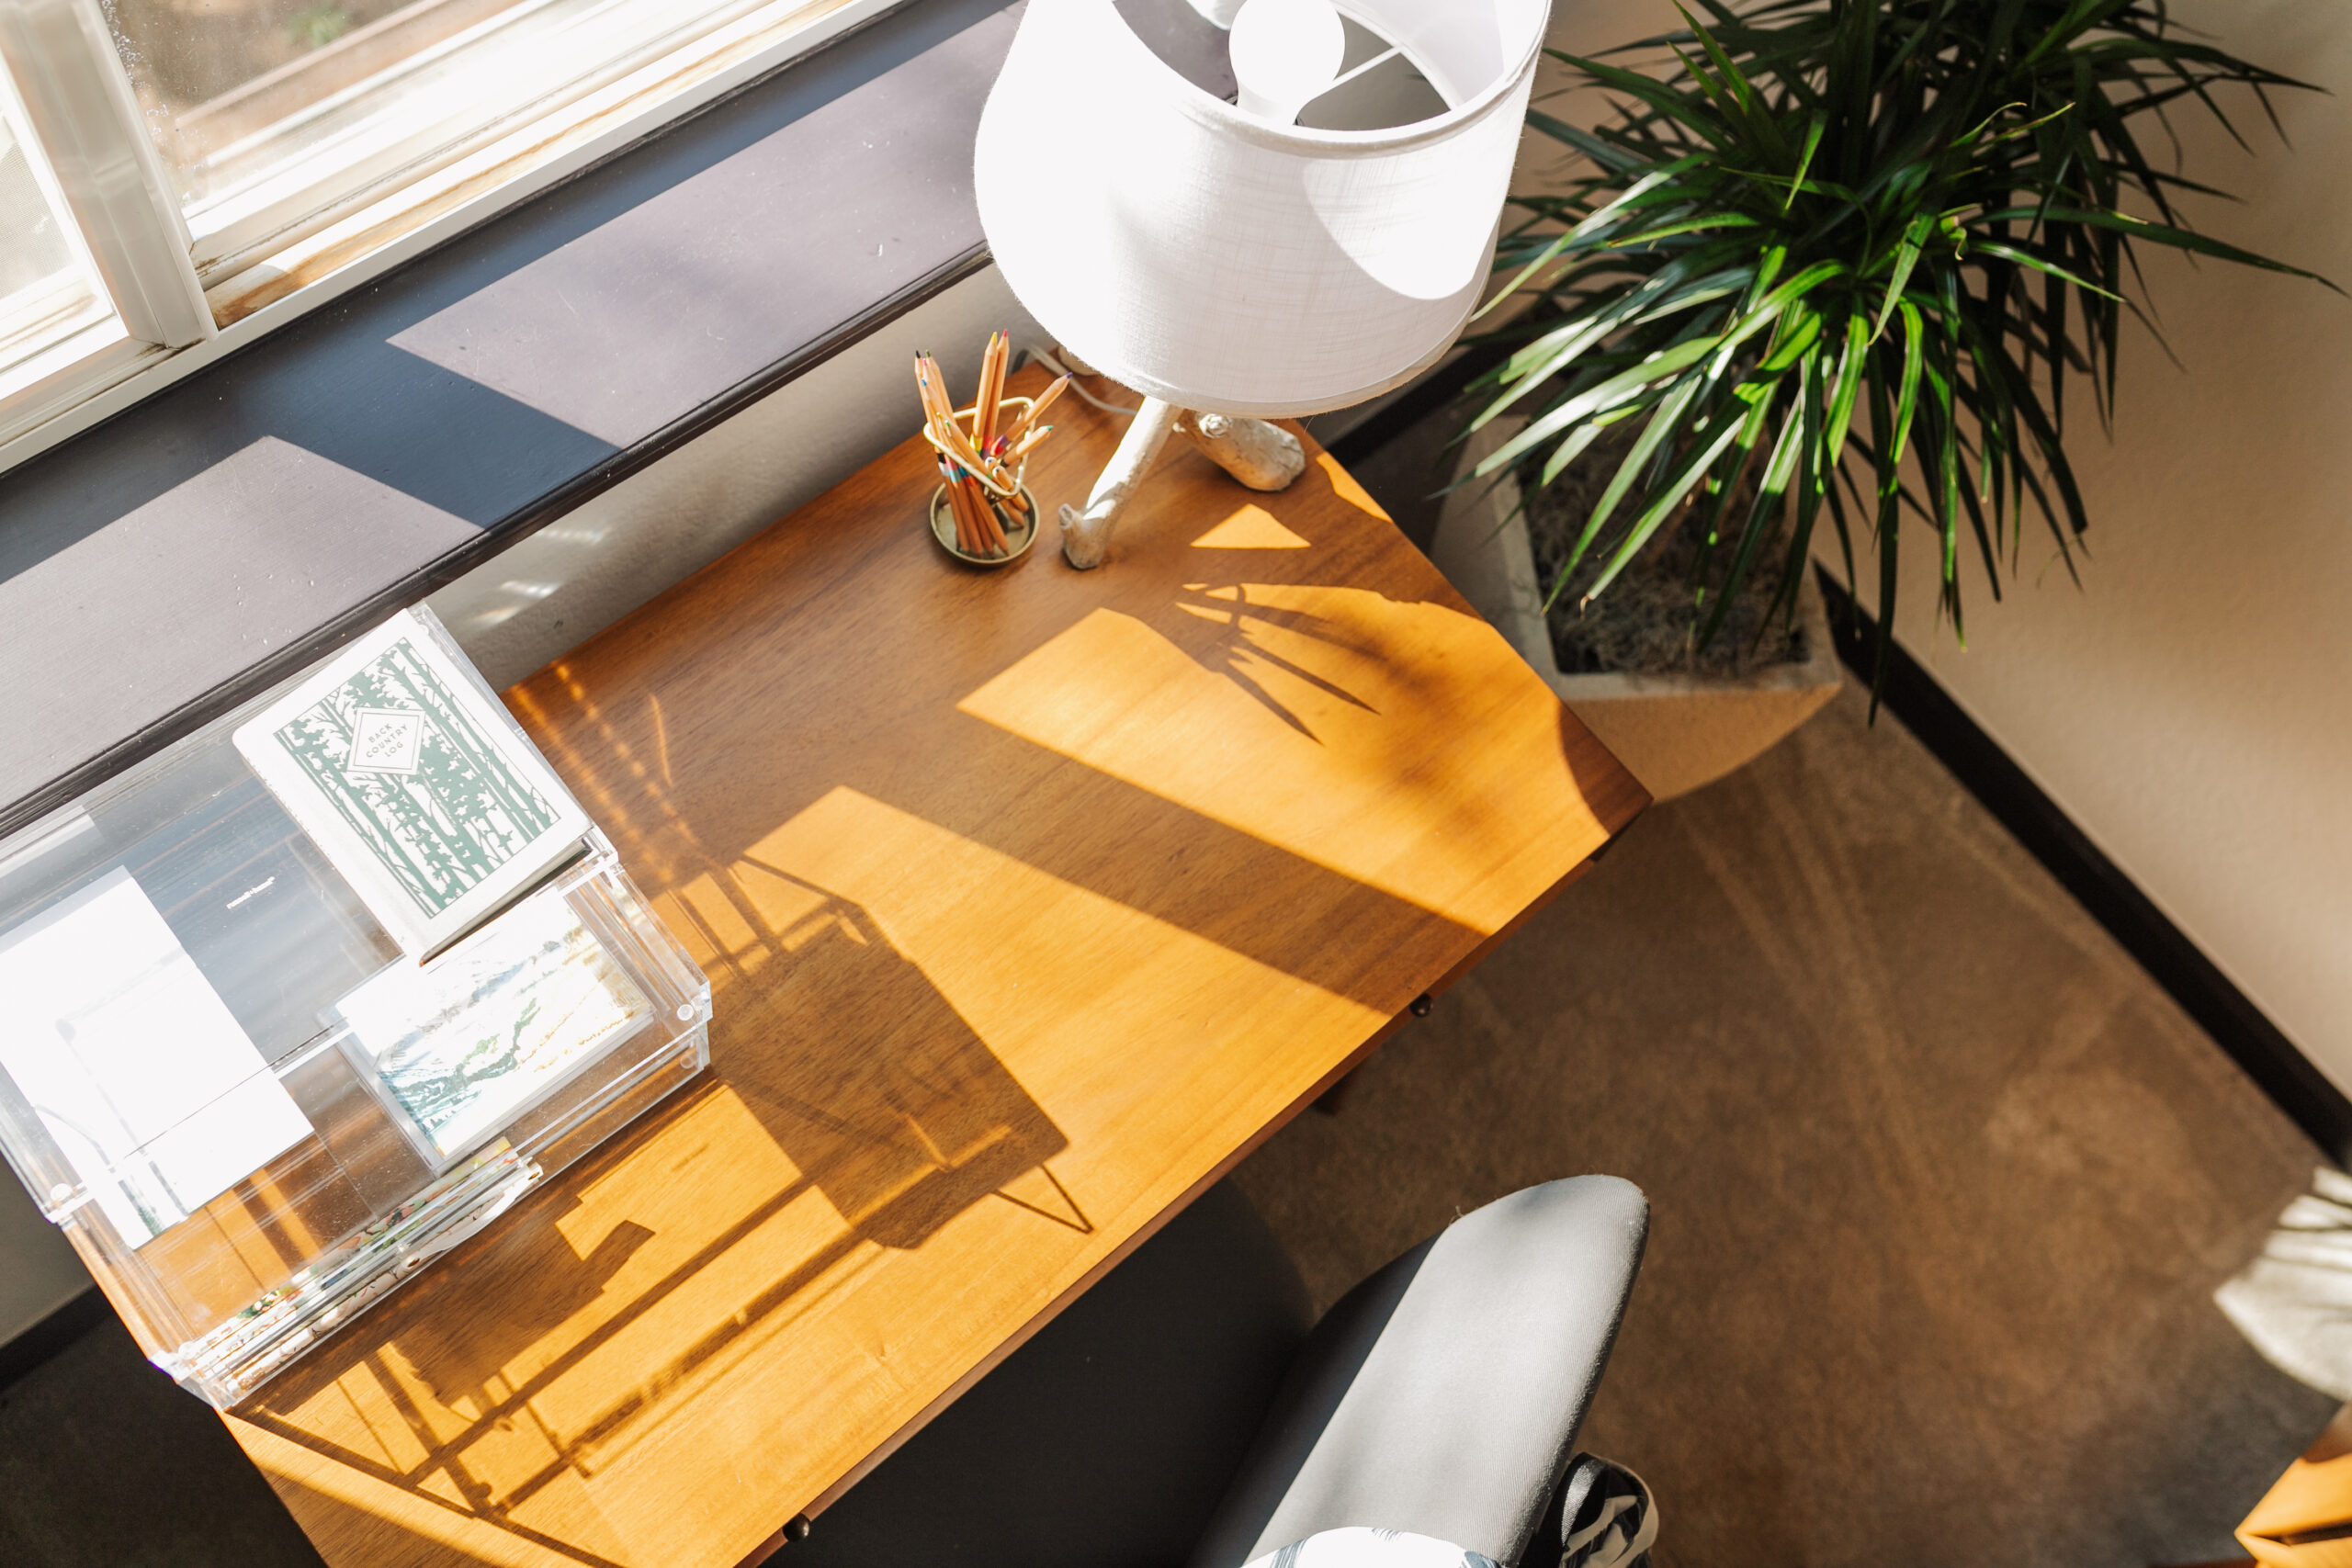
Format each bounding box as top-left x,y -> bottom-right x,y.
233,610 -> 589,955
330,883 -> 653,1168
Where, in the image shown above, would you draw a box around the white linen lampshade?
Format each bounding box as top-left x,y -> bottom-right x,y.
974,0 -> 1553,419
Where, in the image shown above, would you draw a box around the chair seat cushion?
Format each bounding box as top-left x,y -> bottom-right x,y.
1190,1176 -> 1650,1568
1245,1529 -> 1499,1568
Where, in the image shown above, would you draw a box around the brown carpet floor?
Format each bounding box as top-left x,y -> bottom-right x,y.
1230,682 -> 2334,1568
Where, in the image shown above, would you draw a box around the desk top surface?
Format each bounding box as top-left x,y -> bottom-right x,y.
220,367 -> 1646,1568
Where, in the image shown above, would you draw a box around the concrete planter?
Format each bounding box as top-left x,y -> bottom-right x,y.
1429,431 -> 1844,803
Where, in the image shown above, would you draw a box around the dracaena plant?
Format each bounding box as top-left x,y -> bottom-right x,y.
1467,0 -> 2330,691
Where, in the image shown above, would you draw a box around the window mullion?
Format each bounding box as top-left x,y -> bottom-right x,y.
0,0 -> 211,349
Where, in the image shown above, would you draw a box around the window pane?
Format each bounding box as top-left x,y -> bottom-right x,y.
0,126 -> 75,293
0,80 -> 114,378
105,0 -> 774,264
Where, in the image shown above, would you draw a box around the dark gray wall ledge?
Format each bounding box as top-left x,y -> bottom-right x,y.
0,0 -> 1017,840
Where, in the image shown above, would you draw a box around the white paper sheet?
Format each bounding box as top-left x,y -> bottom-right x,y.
0,869 -> 312,1241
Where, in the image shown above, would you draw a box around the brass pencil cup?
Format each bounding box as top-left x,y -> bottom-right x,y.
930,481 -> 1039,567
923,395 -> 1038,567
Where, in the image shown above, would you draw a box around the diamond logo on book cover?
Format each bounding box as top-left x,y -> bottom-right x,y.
268,638 -> 561,920
346,708 -> 427,776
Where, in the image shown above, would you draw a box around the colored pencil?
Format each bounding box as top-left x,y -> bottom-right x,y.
989,333 -> 1012,444
963,355 -> 1020,492
938,453 -> 980,551
975,333 -> 1001,450
920,356 -> 981,551
921,355 -> 1015,515
970,479 -> 1007,554
1002,376 -> 1067,446
920,354 -> 989,468
915,353 -> 956,432
914,333 -> 1074,557
991,333 -> 1012,435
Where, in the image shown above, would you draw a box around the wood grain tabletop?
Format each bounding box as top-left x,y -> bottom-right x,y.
220,365 -> 1647,1568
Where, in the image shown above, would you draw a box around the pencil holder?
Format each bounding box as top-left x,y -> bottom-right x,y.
930,481 -> 1039,566
924,396 -> 1038,566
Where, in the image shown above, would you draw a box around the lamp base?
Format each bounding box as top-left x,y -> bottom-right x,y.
1059,399 -> 1306,570
1177,410 -> 1306,491
1061,396 -> 1182,569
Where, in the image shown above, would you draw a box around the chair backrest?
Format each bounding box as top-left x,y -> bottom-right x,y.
1187,1175 -> 1649,1568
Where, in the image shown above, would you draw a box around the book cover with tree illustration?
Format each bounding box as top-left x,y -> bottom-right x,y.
234,610 -> 589,955
332,884 -> 651,1167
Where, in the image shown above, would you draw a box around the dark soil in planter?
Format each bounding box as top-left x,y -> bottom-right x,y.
1520,429 -> 1809,679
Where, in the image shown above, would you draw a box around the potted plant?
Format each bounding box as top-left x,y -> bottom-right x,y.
1430,0 -> 2327,799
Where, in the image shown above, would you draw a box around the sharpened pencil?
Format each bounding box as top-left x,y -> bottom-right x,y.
966,476 -> 1006,554
985,493 -> 1011,555
938,453 -> 981,551
916,333 -> 1058,558
1002,375 -> 1067,446
975,333 -> 1001,450
922,358 -> 981,551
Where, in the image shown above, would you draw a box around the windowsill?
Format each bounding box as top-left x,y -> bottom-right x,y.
196,0 -> 899,321
0,0 -> 1019,839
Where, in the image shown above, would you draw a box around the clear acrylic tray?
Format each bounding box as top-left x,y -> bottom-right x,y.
0,608 -> 709,1407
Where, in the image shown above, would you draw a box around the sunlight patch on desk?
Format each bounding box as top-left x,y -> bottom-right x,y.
739,785 -> 1388,1118
956,593 -> 1607,934
652,854 -> 1072,1253
239,1423 -> 581,1567
1192,503 -> 1311,549
229,1080 -> 867,1564
1317,451 -> 1392,520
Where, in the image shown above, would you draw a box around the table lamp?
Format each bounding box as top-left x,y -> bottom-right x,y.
975,0 -> 1552,568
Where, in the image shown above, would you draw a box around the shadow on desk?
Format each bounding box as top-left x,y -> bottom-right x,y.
690,869 -> 1078,1251
216,370 -> 1644,1568
234,876 -> 1072,1568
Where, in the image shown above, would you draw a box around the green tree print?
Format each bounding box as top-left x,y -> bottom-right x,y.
270,641 -> 558,919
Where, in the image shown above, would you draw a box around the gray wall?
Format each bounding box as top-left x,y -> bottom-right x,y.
1532,0 -> 2352,1097
1832,0 -> 2352,1100
427,268 -> 1042,686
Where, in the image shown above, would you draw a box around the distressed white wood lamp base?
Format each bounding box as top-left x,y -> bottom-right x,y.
1058,398 -> 1308,569
1176,409 -> 1307,491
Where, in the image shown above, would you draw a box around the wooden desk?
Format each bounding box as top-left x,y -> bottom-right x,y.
220,367 -> 1647,1568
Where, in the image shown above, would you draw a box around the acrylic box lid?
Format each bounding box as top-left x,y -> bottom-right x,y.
0,606 -> 707,1402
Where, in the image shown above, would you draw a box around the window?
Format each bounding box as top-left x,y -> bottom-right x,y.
0,0 -> 890,459
109,0 -> 788,282
0,73 -> 124,390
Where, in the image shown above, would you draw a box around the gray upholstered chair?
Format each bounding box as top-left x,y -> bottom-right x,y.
784,1176 -> 1648,1568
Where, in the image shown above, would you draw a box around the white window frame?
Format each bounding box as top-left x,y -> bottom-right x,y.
178,0 -> 794,284
0,0 -> 904,475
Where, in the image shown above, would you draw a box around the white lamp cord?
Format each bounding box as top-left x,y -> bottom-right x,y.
1023,345 -> 1143,417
